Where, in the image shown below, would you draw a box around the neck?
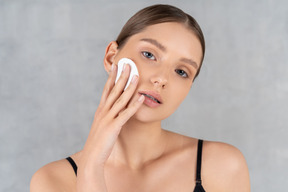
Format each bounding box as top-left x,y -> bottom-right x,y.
108,118 -> 167,169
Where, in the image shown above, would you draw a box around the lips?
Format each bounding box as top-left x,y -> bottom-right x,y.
139,90 -> 163,104
141,93 -> 161,104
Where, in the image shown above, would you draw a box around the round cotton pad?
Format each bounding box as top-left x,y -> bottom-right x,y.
115,58 -> 139,90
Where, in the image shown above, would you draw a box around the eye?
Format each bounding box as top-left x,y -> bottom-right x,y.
142,51 -> 156,60
175,69 -> 188,78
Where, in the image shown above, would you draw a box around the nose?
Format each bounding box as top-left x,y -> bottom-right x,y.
150,72 -> 168,89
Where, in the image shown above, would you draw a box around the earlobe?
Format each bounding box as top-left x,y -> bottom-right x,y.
103,41 -> 118,73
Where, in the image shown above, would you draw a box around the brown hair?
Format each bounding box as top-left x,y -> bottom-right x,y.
116,4 -> 205,79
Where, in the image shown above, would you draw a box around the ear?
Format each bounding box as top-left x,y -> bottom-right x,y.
103,41 -> 118,73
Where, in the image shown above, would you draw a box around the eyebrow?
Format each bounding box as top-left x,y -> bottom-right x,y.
140,38 -> 198,69
180,58 -> 198,69
140,38 -> 167,52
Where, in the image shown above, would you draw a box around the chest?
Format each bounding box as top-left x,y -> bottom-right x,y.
104,161 -> 197,192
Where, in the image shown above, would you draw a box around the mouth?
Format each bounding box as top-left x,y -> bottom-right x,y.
140,93 -> 161,104
138,90 -> 163,105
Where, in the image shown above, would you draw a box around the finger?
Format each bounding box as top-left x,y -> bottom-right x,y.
108,74 -> 139,118
114,94 -> 145,127
99,64 -> 117,108
103,64 -> 131,111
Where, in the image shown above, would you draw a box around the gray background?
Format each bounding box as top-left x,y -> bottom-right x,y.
1,0 -> 287,191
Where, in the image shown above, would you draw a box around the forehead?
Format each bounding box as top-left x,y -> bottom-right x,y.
126,22 -> 203,65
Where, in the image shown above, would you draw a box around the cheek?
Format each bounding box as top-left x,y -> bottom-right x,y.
167,83 -> 191,107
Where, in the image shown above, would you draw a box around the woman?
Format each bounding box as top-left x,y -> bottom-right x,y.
31,4 -> 250,192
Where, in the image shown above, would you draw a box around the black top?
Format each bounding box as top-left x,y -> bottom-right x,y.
66,139 -> 205,191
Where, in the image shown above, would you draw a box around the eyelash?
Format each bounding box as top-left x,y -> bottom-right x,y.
142,51 -> 156,60
175,69 -> 189,78
141,51 -> 189,78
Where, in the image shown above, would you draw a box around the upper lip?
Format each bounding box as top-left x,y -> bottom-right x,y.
138,90 -> 163,104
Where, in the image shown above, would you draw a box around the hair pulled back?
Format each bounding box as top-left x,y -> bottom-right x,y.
116,4 -> 205,78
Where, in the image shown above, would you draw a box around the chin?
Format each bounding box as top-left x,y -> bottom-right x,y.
131,105 -> 172,123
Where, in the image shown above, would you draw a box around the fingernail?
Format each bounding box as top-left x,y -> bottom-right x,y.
138,95 -> 145,102
122,63 -> 127,72
131,75 -> 138,84
111,64 -> 115,72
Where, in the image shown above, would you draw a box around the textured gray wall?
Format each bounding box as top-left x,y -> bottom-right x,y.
1,0 -> 287,191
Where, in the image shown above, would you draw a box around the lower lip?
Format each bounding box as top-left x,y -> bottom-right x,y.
142,95 -> 161,108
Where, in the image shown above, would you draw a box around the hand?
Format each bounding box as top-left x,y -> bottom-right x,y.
77,63 -> 144,191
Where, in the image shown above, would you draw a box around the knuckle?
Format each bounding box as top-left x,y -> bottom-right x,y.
125,83 -> 135,91
119,72 -> 129,81
114,96 -> 126,106
97,101 -> 105,110
103,85 -> 111,94
120,108 -> 133,118
109,87 -> 118,96
95,107 -> 104,117
118,108 -> 126,116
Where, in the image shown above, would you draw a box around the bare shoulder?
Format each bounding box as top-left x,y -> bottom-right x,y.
162,132 -> 250,191
203,140 -> 247,167
202,141 -> 250,192
30,158 -> 76,192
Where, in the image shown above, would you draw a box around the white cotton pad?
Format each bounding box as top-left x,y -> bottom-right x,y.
115,58 -> 139,90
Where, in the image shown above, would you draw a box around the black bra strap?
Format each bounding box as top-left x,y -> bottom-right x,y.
65,141 -> 204,180
66,157 -> 78,176
196,139 -> 203,184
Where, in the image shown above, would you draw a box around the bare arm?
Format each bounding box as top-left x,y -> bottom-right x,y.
30,63 -> 144,192
76,63 -> 144,192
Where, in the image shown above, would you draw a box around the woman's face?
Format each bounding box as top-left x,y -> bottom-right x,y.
108,22 -> 203,123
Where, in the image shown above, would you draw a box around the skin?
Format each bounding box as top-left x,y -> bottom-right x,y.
30,22 -> 250,192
